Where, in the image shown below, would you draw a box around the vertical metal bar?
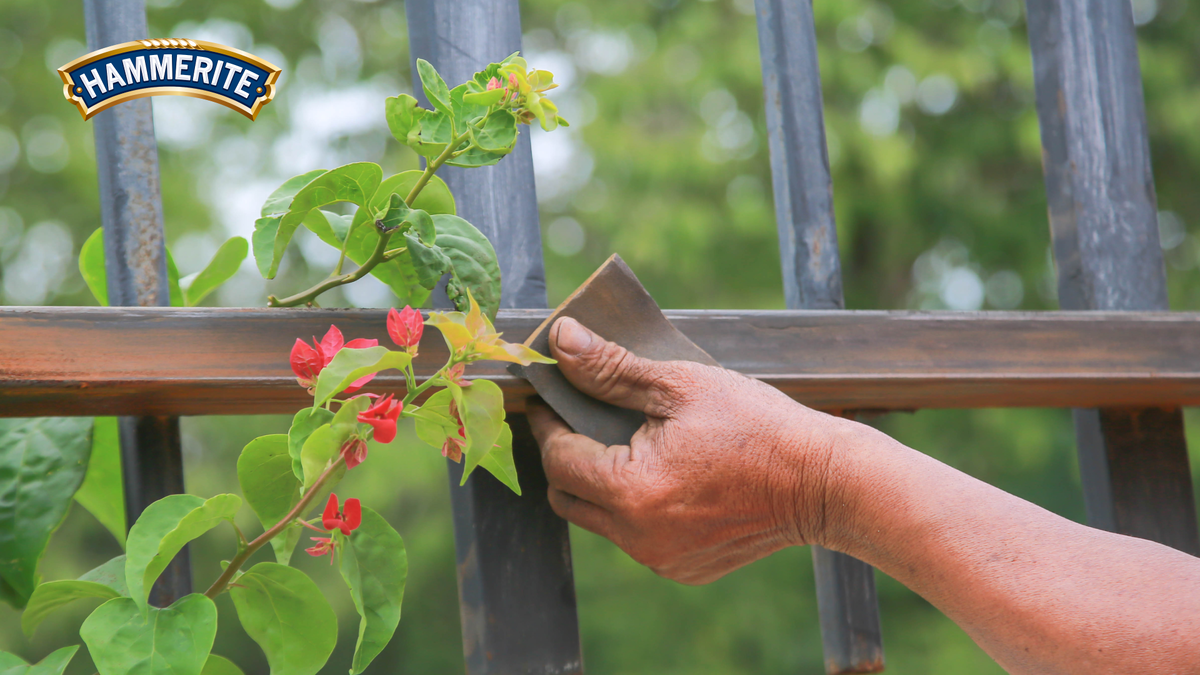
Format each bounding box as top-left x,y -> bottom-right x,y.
754,0 -> 885,672
406,2 -> 584,673
84,0 -> 191,606
1026,0 -> 1200,555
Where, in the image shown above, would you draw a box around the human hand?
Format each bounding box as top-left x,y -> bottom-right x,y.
527,317 -> 851,585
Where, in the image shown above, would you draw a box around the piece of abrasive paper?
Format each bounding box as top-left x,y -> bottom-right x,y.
508,254 -> 719,446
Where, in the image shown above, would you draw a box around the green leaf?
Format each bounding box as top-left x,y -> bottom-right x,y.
80,228 -> 107,305
261,170 -> 327,217
237,435 -> 302,566
338,507 -> 407,675
230,563 -> 337,675
462,87 -> 505,106
251,216 -> 280,278
73,416 -> 125,546
78,229 -> 184,307
434,214 -> 502,320
81,594 -> 217,675
406,209 -> 436,244
166,250 -> 185,308
258,163 -> 383,279
416,58 -> 452,118
125,494 -> 241,609
79,553 -> 129,595
22,556 -> 127,637
373,171 -> 456,216
471,110 -> 518,155
181,237 -> 249,307
201,655 -> 244,675
0,418 -> 93,607
385,94 -> 426,147
405,235 -> 452,290
299,397 -> 369,490
313,347 -> 412,406
288,407 -> 334,482
446,145 -> 507,168
455,380 -> 507,483
376,193 -> 412,233
21,581 -> 121,638
0,645 -> 80,675
478,422 -> 520,495
412,390 -> 457,451
320,170 -> 455,308
414,109 -> 454,158
302,210 -> 352,249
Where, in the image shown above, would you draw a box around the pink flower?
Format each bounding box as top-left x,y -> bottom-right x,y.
341,437 -> 368,470
487,76 -> 502,91
443,363 -> 471,387
387,306 -> 424,351
306,537 -> 335,562
508,72 -> 518,89
289,325 -> 380,392
358,394 -> 403,444
322,493 -> 362,536
442,397 -> 466,463
442,426 -> 466,463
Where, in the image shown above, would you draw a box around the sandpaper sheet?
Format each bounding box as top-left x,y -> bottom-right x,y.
509,254 -> 718,446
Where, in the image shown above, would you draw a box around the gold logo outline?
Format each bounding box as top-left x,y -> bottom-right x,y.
58,39 -> 282,121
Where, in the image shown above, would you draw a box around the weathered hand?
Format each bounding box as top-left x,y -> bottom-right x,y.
527,316 -> 849,585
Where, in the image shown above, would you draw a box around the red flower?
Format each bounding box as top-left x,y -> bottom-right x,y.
322,493 -> 362,536
387,306 -> 424,351
306,537 -> 336,563
358,394 -> 402,444
341,437 -> 368,470
289,325 -> 379,392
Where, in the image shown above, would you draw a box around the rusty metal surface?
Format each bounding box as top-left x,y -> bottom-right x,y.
1027,0 -> 1199,555
3,307 -> 1200,417
84,0 -> 190,605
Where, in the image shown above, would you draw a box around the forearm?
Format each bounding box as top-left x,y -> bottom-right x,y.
814,417 -> 1200,674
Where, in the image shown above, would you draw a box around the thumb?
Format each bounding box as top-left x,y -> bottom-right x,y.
549,316 -> 681,416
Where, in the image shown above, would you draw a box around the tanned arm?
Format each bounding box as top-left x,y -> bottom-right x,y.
528,317 -> 1200,674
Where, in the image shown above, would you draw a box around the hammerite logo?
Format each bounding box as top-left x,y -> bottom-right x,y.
57,39 -> 282,121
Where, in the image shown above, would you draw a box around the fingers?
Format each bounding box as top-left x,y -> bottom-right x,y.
549,316 -> 682,416
527,396 -> 623,507
547,488 -> 614,538
526,396 -> 573,449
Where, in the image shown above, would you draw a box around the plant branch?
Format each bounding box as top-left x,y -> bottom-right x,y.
267,132 -> 470,309
203,457 -> 346,599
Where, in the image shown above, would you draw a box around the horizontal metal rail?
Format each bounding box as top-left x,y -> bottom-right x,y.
1,307 -> 1198,417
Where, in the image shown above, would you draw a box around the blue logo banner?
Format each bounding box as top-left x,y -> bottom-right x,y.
58,39 -> 281,120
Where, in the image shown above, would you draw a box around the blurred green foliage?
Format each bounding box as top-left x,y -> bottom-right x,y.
1,0 -> 1199,672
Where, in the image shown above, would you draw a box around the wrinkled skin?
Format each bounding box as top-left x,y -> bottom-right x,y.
528,316 -> 847,585
528,317 -> 1200,674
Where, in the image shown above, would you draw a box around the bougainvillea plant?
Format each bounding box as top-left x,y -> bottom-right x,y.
0,54 -> 561,675
255,52 -> 567,314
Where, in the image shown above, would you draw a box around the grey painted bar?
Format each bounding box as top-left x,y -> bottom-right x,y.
406,1 -> 585,672
753,0 -> 884,671
83,0 -> 191,605
1026,0 -> 1199,554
